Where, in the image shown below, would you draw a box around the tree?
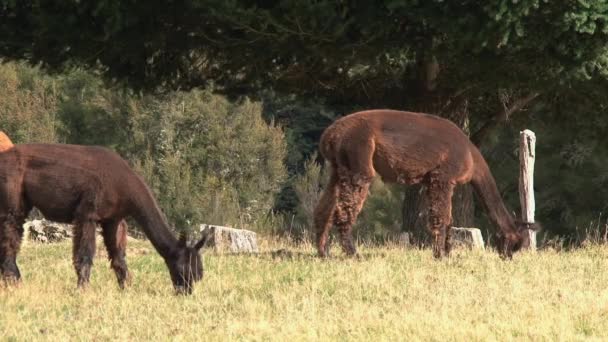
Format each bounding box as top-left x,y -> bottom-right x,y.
3,1 -> 608,238
2,1 -> 607,97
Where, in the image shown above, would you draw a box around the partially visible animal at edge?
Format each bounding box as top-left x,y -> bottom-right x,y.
314,109 -> 537,259
0,133 -> 207,294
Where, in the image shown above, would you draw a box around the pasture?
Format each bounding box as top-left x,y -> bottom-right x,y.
1,239 -> 607,341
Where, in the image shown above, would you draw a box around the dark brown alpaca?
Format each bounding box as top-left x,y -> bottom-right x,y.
0,142 -> 207,294
314,110 -> 533,259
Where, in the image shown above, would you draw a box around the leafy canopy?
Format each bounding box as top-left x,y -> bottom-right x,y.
2,0 -> 608,97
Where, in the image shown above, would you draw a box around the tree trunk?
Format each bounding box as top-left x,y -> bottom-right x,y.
401,55 -> 475,244
402,184 -> 427,245
451,184 -> 475,227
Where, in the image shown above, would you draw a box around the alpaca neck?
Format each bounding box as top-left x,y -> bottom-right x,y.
470,148 -> 516,234
129,178 -> 178,260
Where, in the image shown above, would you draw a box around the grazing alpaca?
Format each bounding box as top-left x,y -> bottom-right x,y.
314,110 -> 533,259
0,141 -> 207,294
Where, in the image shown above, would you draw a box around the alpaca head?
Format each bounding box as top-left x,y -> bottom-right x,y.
496,221 -> 540,259
168,233 -> 208,295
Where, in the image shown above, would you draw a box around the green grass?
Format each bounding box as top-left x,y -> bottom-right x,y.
1,239 -> 608,341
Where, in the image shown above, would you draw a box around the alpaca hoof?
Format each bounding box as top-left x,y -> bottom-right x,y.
344,248 -> 358,258
2,274 -> 21,286
317,243 -> 331,258
116,270 -> 132,289
499,251 -> 513,260
76,279 -> 90,290
339,239 -> 357,257
125,271 -> 133,286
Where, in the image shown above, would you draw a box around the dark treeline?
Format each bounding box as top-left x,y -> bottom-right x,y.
2,1 -> 608,242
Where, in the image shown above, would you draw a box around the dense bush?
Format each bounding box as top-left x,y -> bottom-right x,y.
128,92 -> 287,229
0,62 -> 59,144
0,62 -> 287,233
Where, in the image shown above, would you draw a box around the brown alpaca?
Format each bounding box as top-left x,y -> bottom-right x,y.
0,141 -> 207,294
314,110 -> 533,259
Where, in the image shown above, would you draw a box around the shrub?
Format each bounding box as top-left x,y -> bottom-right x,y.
292,155 -> 403,242
127,90 -> 288,230
0,62 -> 59,143
0,62 -> 288,233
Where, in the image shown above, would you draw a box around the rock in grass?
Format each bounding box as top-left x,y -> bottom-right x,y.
397,232 -> 411,247
23,219 -> 73,243
450,227 -> 485,250
199,224 -> 259,254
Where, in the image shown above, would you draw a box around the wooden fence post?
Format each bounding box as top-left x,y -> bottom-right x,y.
519,129 -> 537,250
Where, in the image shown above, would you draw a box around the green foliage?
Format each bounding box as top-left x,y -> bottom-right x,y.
260,91 -> 340,213
54,69 -> 132,150
126,91 -> 288,228
485,79 -> 608,238
0,62 -> 288,232
292,156 -> 403,240
260,92 -> 338,174
2,1 -> 608,97
291,154 -> 327,238
355,178 -> 404,241
3,0 -> 608,240
0,62 -> 59,143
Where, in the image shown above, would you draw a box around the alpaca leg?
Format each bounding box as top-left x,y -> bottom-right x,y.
333,172 -> 372,256
0,179 -> 28,283
332,138 -> 375,256
426,178 -> 455,259
0,213 -> 25,283
314,169 -> 338,257
101,219 -> 130,289
73,219 -> 97,288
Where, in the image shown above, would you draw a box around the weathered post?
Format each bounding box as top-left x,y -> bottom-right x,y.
519,129 -> 537,250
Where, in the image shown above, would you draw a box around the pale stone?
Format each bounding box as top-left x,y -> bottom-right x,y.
23,219 -> 73,243
450,227 -> 485,250
199,224 -> 259,254
396,232 -> 411,247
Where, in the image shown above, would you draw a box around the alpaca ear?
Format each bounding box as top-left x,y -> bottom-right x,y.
194,233 -> 210,251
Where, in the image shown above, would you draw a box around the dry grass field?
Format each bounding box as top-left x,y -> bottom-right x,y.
1,238 -> 607,341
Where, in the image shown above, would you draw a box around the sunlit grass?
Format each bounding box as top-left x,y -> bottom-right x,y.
1,238 -> 608,341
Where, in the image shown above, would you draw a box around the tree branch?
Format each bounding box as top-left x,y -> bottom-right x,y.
471,92 -> 540,147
